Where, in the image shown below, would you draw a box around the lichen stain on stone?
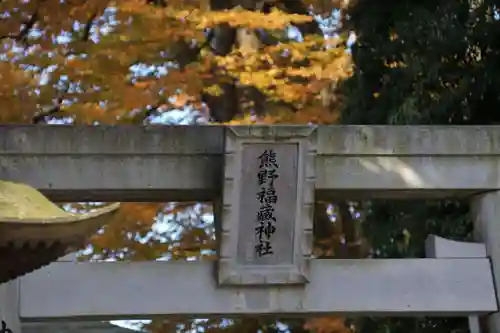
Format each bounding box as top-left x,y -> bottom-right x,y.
0,181 -> 72,220
0,180 -> 120,223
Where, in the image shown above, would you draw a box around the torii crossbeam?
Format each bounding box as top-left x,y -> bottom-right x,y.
1,125 -> 500,333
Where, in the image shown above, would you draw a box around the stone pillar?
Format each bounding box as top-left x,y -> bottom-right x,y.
0,279 -> 21,333
471,191 -> 500,333
425,234 -> 488,333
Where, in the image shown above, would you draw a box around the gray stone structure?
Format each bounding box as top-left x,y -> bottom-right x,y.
2,125 -> 500,333
218,126 -> 316,285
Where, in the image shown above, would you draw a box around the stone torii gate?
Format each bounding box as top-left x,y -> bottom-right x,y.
1,125 -> 500,333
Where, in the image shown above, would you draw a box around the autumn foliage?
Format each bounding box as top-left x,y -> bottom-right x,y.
0,0 -> 353,332
0,0 -> 351,123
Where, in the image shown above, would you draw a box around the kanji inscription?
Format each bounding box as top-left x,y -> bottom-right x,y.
255,149 -> 279,257
218,126 -> 316,285
236,144 -> 297,265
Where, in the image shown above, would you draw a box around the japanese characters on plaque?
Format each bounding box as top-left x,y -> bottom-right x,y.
234,143 -> 297,266
255,149 -> 279,257
219,127 -> 315,285
0,321 -> 12,333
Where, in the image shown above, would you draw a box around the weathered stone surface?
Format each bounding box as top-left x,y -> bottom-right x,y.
425,235 -> 486,259
0,125 -> 496,323
316,125 -> 500,155
472,191 -> 500,333
217,126 -> 316,285
19,259 -> 498,319
425,234 -> 488,333
2,126 -> 500,201
236,143 -> 297,266
0,279 -> 20,333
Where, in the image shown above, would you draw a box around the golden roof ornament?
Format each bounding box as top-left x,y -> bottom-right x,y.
0,181 -> 119,283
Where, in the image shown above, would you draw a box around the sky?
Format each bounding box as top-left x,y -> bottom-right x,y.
48,4 -> 498,332
35,5 -> 352,333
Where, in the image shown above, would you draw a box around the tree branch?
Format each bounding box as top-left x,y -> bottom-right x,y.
81,11 -> 98,42
337,202 -> 364,258
201,0 -> 240,123
280,0 -> 323,36
32,91 -> 66,124
146,0 -> 166,7
0,10 -> 39,43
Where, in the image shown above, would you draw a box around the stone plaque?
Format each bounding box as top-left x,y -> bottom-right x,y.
216,126 -> 317,286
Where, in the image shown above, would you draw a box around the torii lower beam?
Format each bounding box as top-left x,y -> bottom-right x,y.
18,259 -> 497,321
